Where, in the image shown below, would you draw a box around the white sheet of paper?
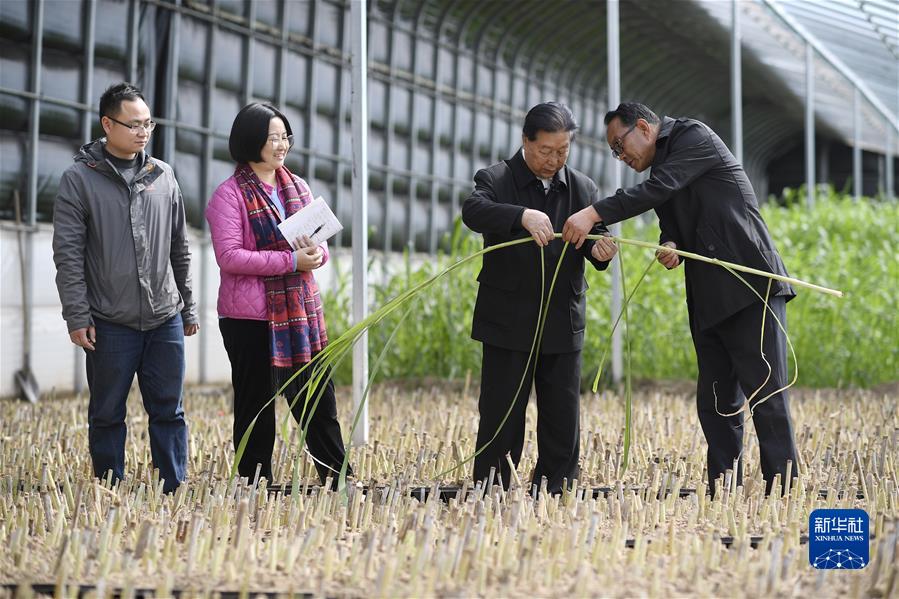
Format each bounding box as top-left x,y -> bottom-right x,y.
277,196 -> 343,249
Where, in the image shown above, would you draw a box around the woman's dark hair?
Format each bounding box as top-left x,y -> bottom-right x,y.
99,82 -> 146,119
522,102 -> 578,141
229,102 -> 293,163
604,102 -> 660,127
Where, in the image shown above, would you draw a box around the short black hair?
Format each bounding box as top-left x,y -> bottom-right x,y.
522,102 -> 578,141
229,103 -> 293,164
99,82 -> 146,119
604,102 -> 660,127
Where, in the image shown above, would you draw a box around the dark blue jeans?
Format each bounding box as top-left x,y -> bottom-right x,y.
85,313 -> 188,492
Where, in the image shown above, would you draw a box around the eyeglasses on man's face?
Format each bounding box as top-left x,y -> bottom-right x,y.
267,134 -> 294,149
108,116 -> 156,134
611,123 -> 637,159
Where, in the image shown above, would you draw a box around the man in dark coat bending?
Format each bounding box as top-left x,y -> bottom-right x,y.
563,102 -> 799,495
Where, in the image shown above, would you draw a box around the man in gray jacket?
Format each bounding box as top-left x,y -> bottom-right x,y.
53,82 -> 199,493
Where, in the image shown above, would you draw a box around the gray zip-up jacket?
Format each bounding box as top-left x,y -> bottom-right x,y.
52,139 -> 198,332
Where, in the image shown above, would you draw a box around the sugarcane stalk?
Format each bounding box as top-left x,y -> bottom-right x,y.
588,234 -> 844,298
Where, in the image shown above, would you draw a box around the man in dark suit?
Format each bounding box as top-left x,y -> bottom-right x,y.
562,102 -> 798,495
462,102 -> 618,494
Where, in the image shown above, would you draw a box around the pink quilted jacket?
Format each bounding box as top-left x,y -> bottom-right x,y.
205,174 -> 330,321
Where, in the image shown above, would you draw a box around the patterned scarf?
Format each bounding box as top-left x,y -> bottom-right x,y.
233,163 -> 328,370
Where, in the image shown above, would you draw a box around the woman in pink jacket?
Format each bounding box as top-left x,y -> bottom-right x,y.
206,103 -> 351,486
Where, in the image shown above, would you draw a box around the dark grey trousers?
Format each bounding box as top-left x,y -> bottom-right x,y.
473,344 -> 581,494
691,296 -> 798,495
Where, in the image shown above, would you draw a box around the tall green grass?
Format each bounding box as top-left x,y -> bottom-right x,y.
323,189 -> 898,389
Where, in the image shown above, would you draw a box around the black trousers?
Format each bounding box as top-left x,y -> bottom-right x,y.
473,344 -> 581,493
219,318 -> 351,485
691,296 -> 798,495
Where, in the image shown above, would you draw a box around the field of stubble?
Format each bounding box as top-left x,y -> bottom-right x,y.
1,384 -> 896,597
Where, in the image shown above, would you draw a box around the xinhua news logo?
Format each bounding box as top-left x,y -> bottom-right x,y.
809,508 -> 869,569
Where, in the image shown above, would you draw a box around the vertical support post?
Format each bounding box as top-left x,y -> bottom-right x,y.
607,0 -> 622,384
334,6 -> 349,249
82,0 -> 96,144
306,0 -> 319,194
276,0 -> 288,109
382,7 -> 397,256
27,0 -> 43,234
731,0 -> 743,164
128,0 -> 139,83
887,126 -> 895,202
244,0 -> 256,106
448,31 -> 461,242
162,0 -> 181,163
805,41 -> 815,208
350,0 -> 369,445
27,0 -> 44,395
75,0 -> 97,394
428,30 -> 442,255
198,0 -> 218,384
853,86 -> 862,201
406,8 -> 423,254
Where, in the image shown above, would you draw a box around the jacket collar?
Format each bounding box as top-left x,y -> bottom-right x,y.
656,116 -> 676,142
650,117 -> 678,169
507,148 -> 568,191
75,138 -> 157,183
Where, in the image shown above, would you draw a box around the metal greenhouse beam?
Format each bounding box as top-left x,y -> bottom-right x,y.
854,86 -> 862,201
128,0 -> 138,83
198,0 -> 219,385
24,0 -> 44,401
351,0 -> 369,445
76,0 -> 97,394
805,41 -> 815,208
888,127 -> 895,201
731,0 -> 743,164
162,0 -> 181,164
765,0 -> 899,135
607,0 -> 623,384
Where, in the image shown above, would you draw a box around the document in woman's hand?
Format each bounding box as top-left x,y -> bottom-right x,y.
277,196 -> 343,248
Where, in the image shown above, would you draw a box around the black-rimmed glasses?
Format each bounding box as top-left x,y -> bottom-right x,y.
107,116 -> 156,134
611,124 -> 636,159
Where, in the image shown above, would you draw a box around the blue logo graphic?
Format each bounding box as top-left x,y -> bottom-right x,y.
809,508 -> 869,569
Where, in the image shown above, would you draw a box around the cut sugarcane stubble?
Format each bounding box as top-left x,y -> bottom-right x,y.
2,233 -> 866,596
0,385 -> 895,597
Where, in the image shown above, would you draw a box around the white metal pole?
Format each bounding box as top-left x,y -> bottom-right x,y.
76,0 -> 96,394
887,127 -> 895,202
350,0 -> 369,445
853,86 -> 862,201
805,41 -> 815,208
163,0 -> 180,163
607,0 -> 622,384
731,0 -> 743,164
199,4 -> 218,385
27,0 -> 44,397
